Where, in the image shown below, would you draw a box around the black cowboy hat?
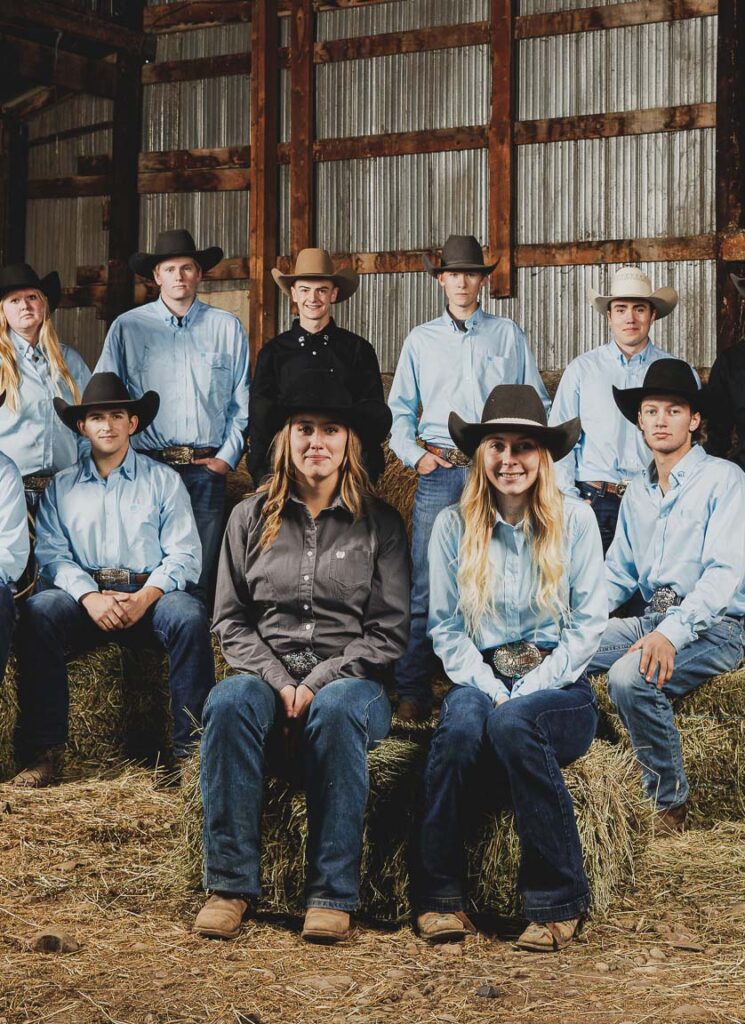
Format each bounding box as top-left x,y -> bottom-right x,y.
613,358 -> 704,425
129,229 -> 224,280
449,384 -> 580,462
54,373 -> 160,435
0,391 -> 4,408
0,263 -> 61,312
267,369 -> 392,448
423,235 -> 499,278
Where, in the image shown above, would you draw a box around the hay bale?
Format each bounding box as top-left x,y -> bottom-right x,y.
65,644 -> 129,768
120,648 -> 174,765
0,653 -> 19,780
226,461 -> 255,515
169,737 -> 650,921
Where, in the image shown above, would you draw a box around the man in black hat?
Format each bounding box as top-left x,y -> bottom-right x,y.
11,373 -> 215,788
704,272 -> 745,470
95,229 -> 250,602
247,248 -> 385,484
388,235 -> 549,719
0,392 -> 31,683
588,359 -> 745,831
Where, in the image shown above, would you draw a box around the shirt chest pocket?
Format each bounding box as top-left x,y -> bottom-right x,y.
328,548 -> 372,597
478,352 -> 510,385
195,351 -> 231,396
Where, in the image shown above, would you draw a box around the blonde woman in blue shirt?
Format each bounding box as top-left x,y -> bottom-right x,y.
415,385 -> 607,951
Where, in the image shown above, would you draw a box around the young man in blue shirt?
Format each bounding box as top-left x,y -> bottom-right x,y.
0,391 -> 31,682
589,359 -> 745,831
388,235 -> 548,719
11,374 -> 215,788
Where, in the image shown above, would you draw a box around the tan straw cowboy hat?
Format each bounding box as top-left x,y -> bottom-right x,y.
272,248 -> 359,302
588,266 -> 678,319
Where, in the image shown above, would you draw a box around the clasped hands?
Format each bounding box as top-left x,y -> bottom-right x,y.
80,586 -> 163,631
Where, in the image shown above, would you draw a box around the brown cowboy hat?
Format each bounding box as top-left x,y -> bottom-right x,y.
271,248 -> 359,302
129,229 -> 224,280
423,235 -> 498,277
588,265 -> 678,319
449,385 -> 580,462
54,373 -> 160,435
0,263 -> 61,312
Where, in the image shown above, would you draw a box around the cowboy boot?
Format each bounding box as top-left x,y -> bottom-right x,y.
11,747 -> 64,789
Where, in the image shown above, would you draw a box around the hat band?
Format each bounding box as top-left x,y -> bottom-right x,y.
481,416 -> 548,429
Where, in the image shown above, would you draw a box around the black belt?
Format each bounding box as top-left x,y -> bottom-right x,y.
577,479 -> 630,498
88,568 -> 150,586
141,446 -> 218,466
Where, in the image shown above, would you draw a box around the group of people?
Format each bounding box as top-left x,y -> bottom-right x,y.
0,228 -> 744,952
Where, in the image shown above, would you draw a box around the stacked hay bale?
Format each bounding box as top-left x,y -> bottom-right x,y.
592,668 -> 745,821
0,653 -> 19,779
168,737 -> 651,921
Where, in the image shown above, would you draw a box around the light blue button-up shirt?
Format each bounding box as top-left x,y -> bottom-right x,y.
0,330 -> 91,476
96,296 -> 250,468
0,452 -> 30,585
605,444 -> 745,650
428,497 -> 608,703
35,446 -> 202,602
388,308 -> 550,468
550,340 -> 700,496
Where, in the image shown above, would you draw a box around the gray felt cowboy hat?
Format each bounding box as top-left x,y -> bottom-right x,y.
588,266 -> 678,319
423,235 -> 498,277
129,229 -> 224,279
449,384 -> 580,461
54,373 -> 160,435
613,358 -> 704,425
0,263 -> 61,312
271,248 -> 359,302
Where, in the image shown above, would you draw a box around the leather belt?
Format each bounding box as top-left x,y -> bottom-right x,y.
89,568 -> 150,586
141,446 -> 218,466
22,474 -> 52,492
420,441 -> 471,468
483,641 -> 552,680
578,479 -> 630,498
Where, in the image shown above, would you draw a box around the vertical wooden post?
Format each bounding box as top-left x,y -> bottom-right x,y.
249,0 -> 280,365
716,0 -> 745,352
289,0 -> 315,256
488,0 -> 514,299
1,116 -> 29,264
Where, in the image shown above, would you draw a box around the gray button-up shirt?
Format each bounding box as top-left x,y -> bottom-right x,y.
213,490 -> 410,693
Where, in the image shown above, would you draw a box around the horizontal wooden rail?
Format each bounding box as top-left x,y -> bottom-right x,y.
142,52 -> 250,85
516,0 -> 718,40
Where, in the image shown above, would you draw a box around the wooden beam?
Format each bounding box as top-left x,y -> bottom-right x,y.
30,121 -> 113,148
1,85 -> 71,119
27,175 -> 110,198
0,116 -> 28,263
716,0 -> 745,352
515,235 -> 716,267
139,146 -> 250,172
315,125 -> 487,161
77,257 -> 252,286
278,0 -> 399,11
0,35 -> 117,98
488,0 -> 513,298
516,0 -> 718,40
289,0 -> 315,255
142,52 -> 250,85
0,0 -> 151,56
721,233 -> 745,261
516,102 -> 716,145
249,1 -> 280,361
139,167 -> 250,193
313,21 -> 489,63
144,2 -> 251,33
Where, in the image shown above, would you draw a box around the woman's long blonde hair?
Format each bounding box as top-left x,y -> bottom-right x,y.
258,419 -> 371,548
457,442 -> 568,639
0,293 -> 81,414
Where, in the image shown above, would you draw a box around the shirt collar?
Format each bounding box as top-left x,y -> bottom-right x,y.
288,489 -> 352,516
440,305 -> 484,333
80,444 -> 137,483
154,295 -> 201,328
643,443 -> 705,492
10,329 -> 42,362
609,338 -> 656,367
290,317 -> 336,343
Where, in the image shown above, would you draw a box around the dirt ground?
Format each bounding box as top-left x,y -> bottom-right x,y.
1,767 -> 744,1024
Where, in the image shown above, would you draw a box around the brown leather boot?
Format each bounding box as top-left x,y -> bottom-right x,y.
655,801 -> 688,834
301,908 -> 350,943
11,748 -> 64,789
194,894 -> 249,939
417,911 -> 477,943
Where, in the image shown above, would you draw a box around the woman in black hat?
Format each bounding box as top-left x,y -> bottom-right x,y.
0,263 -> 91,506
195,370 -> 410,945
414,384 -> 608,950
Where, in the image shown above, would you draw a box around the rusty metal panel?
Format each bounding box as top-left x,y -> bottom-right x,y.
26,197 -> 108,287
142,77 -> 250,150
317,0 -> 489,39
316,148 -> 488,253
316,45 -> 490,138
52,307 -> 105,370
517,128 -> 715,244
518,18 -> 716,119
139,191 -> 248,258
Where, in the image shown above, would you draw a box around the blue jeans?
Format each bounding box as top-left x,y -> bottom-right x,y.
169,463 -> 227,604
16,585 -> 215,758
395,464 -> 469,705
0,583 -> 15,680
589,613 -> 744,809
417,677 -> 598,922
200,674 -> 391,910
576,483 -> 621,554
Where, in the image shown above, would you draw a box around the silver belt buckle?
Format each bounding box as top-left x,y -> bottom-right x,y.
95,568 -> 130,585
280,648 -> 322,682
616,478 -> 630,497
161,445 -> 194,466
489,641 -> 543,679
649,586 -> 680,614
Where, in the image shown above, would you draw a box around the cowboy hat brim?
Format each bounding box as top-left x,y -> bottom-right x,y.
271,266 -> 359,302
448,412 -> 581,462
612,384 -> 705,425
0,270 -> 61,312
265,396 -> 391,448
53,391 -> 160,436
129,247 -> 224,280
423,254 -> 499,278
588,285 -> 678,319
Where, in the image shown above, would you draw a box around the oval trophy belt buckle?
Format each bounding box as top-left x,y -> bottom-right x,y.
489,641 -> 543,679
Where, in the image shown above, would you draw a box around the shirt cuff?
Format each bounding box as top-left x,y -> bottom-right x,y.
656,613 -> 698,652
145,569 -> 177,594
65,573 -> 100,603
392,438 -> 425,470
215,440 -> 241,470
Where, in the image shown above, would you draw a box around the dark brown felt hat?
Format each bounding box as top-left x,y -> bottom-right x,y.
0,263 -> 61,312
613,358 -> 704,424
54,373 -> 160,435
423,235 -> 498,277
449,384 -> 580,462
129,229 -> 224,279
